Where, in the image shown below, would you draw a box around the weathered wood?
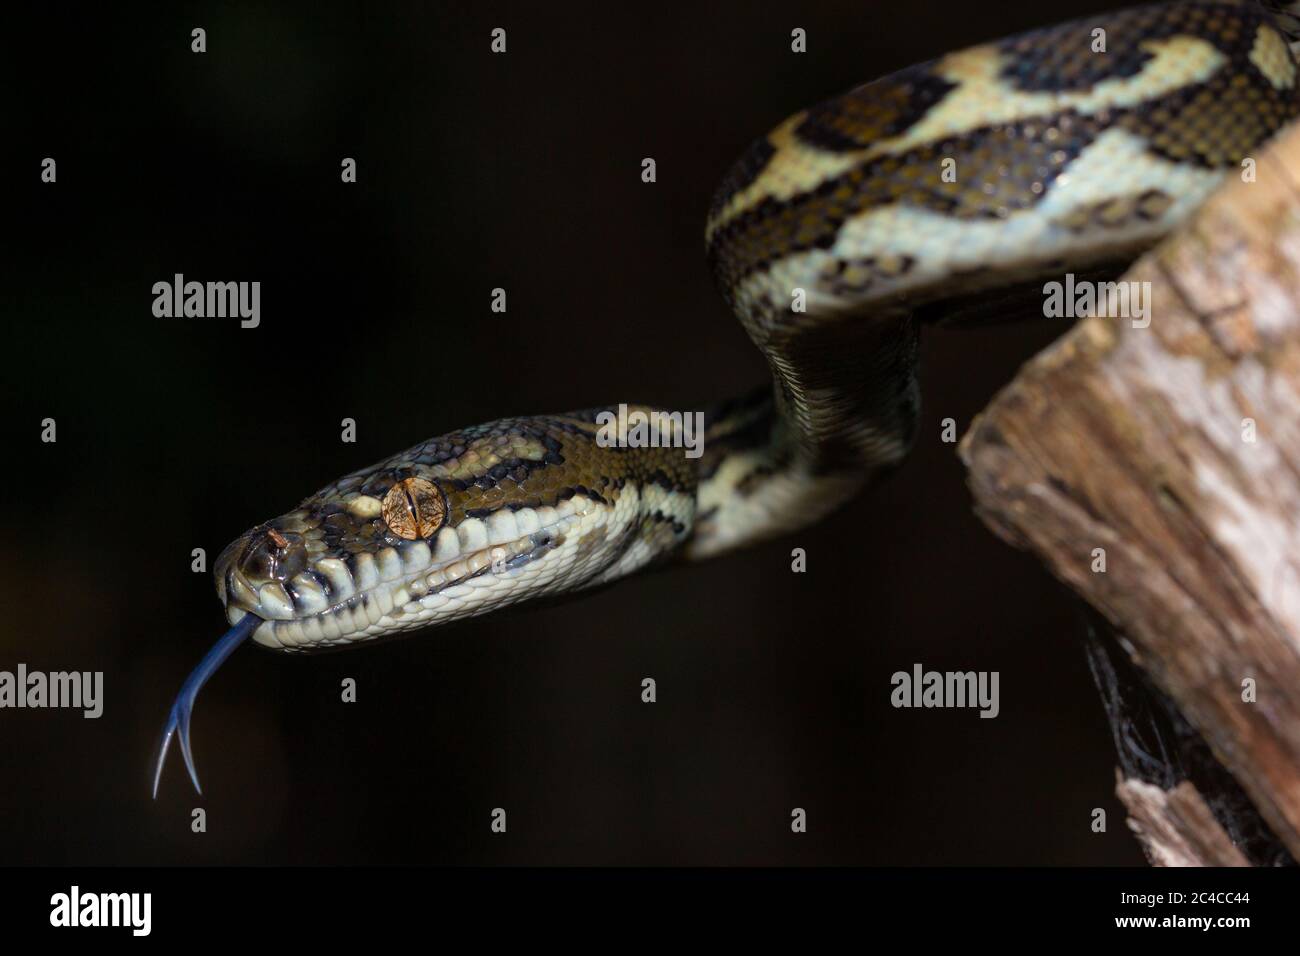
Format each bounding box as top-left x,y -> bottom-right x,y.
960,124 -> 1300,860
1117,775 -> 1251,867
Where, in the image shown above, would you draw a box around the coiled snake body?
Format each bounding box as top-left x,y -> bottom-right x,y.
154,1 -> 1300,794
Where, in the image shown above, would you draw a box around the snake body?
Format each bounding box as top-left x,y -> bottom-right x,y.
155,1 -> 1300,792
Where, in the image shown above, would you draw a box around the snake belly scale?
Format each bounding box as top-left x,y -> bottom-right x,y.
153,1 -> 1300,794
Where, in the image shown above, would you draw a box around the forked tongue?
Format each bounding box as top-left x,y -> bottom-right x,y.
151,613 -> 260,798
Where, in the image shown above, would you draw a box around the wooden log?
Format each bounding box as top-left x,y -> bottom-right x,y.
1117,776 -> 1251,867
959,125 -> 1300,860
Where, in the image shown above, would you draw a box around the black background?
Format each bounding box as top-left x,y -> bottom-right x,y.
6,0 -> 1148,864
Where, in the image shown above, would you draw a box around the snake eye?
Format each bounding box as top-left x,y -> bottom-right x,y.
381,477 -> 445,540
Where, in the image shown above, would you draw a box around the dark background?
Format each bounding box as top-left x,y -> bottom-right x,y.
6,0 -> 1145,864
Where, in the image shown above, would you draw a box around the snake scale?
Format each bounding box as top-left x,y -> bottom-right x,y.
153,0 -> 1300,795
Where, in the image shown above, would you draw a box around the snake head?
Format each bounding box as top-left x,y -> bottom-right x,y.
154,414 -> 692,796
207,416 -> 689,653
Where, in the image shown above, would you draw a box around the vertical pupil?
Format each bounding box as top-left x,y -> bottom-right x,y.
382,477 -> 441,540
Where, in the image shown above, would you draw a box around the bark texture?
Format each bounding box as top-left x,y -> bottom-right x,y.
1117,776 -> 1251,867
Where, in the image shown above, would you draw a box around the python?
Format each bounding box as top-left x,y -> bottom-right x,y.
151,0 -> 1300,796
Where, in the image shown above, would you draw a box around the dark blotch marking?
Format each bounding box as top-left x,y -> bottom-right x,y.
794,69 -> 957,151
1001,2 -> 1278,92
706,3 -> 1298,298
709,136 -> 777,220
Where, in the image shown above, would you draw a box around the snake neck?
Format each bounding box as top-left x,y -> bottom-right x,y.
686,310 -> 921,561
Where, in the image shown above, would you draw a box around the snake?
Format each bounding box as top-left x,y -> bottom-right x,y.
153,0 -> 1300,796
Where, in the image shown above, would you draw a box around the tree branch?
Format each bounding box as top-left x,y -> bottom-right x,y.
960,125 -> 1300,862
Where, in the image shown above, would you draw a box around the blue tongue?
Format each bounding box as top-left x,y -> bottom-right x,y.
151,613 -> 260,798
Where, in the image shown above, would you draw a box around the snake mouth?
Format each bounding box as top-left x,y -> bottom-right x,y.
217,496 -> 610,651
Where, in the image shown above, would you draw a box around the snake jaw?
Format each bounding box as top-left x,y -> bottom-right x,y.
151,612 -> 261,798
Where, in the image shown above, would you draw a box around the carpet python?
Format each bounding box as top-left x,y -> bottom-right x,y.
154,0 -> 1300,795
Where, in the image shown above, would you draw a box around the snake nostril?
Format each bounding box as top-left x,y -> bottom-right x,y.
216,526 -> 308,601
